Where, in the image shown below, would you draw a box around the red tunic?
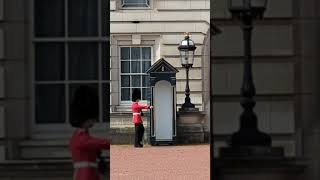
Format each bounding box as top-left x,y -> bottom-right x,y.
69,129 -> 110,180
131,102 -> 150,124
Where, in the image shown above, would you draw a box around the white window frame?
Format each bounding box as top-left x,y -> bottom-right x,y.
30,0 -> 110,137
119,46 -> 152,105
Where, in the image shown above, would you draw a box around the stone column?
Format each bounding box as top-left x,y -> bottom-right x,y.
0,0 -> 5,162
0,0 -> 29,160
214,158 -> 308,180
177,111 -> 206,144
297,0 -> 320,179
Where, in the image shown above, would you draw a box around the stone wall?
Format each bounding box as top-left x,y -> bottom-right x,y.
110,0 -> 210,112
0,0 -> 30,161
211,0 -> 297,157
110,113 -> 149,144
297,0 -> 320,179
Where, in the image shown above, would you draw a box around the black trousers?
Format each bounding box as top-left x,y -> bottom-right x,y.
134,123 -> 144,146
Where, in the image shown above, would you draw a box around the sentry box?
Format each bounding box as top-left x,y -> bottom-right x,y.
146,58 -> 178,145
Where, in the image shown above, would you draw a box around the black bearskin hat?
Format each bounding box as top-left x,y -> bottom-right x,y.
132,88 -> 141,102
70,85 -> 99,128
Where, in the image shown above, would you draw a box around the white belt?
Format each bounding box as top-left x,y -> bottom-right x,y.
133,113 -> 141,115
73,161 -> 98,169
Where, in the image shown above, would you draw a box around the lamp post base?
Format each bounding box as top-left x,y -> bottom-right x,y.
179,102 -> 199,112
179,107 -> 199,112
219,146 -> 284,158
230,128 -> 272,147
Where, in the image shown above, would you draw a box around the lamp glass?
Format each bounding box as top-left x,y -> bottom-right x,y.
179,49 -> 195,66
180,50 -> 189,65
178,35 -> 196,66
181,39 -> 195,46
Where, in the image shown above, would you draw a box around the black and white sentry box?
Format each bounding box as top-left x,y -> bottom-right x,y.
146,58 -> 178,145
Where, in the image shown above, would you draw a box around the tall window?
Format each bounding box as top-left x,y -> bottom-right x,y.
121,0 -> 150,8
120,47 -> 151,102
33,0 -> 109,124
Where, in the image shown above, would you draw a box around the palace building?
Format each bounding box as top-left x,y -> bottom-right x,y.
0,0 -> 109,179
0,0 -> 319,179
109,0 -> 210,143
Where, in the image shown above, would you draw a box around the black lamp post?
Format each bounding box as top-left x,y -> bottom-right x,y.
228,0 -> 271,147
178,33 -> 198,111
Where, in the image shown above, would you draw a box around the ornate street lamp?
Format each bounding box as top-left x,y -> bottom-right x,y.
227,0 -> 271,147
228,0 -> 268,19
178,33 -> 198,111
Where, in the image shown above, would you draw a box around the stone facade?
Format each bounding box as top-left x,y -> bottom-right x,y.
110,0 -> 210,143
0,0 -> 319,179
212,0 -> 320,179
0,0 -> 110,179
0,0 -> 30,161
212,0 -> 297,157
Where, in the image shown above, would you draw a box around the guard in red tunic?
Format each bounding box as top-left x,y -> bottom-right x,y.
69,86 -> 111,180
132,89 -> 153,148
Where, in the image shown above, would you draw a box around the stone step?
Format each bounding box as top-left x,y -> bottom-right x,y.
0,160 -> 72,179
19,140 -> 109,160
0,160 -> 109,180
19,140 -> 70,159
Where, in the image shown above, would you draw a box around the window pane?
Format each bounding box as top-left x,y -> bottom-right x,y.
131,47 -> 141,60
35,0 -> 65,37
142,88 -> 150,101
68,0 -> 98,36
132,75 -> 141,87
142,47 -> 151,60
131,61 -> 141,73
122,0 -> 150,7
102,83 -> 110,122
36,84 -> 65,124
102,43 -> 109,80
120,61 -> 129,73
142,75 -> 149,87
121,88 -> 130,101
120,46 -> 152,103
35,43 -> 65,81
69,43 -> 98,80
121,75 -> 130,87
142,61 -> 151,73
69,84 -> 99,123
120,47 -> 130,60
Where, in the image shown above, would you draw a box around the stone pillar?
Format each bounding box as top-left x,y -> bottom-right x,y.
214,158 -> 308,180
0,106 -> 5,161
297,0 -> 320,179
176,111 -> 206,144
0,0 -> 4,162
0,0 -> 29,160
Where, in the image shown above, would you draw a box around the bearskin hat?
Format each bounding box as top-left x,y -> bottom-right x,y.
70,85 -> 99,128
132,88 -> 141,102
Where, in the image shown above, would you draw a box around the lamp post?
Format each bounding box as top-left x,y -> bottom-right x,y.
228,0 -> 271,147
178,33 -> 198,111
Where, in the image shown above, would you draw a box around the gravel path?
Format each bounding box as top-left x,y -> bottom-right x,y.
110,144 -> 210,180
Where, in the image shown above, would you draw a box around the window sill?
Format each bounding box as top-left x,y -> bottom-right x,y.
111,104 -> 150,115
119,7 -> 152,11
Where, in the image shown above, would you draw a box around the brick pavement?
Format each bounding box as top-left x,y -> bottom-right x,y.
110,144 -> 210,180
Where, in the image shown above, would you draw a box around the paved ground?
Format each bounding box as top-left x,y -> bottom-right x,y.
110,144 -> 210,180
